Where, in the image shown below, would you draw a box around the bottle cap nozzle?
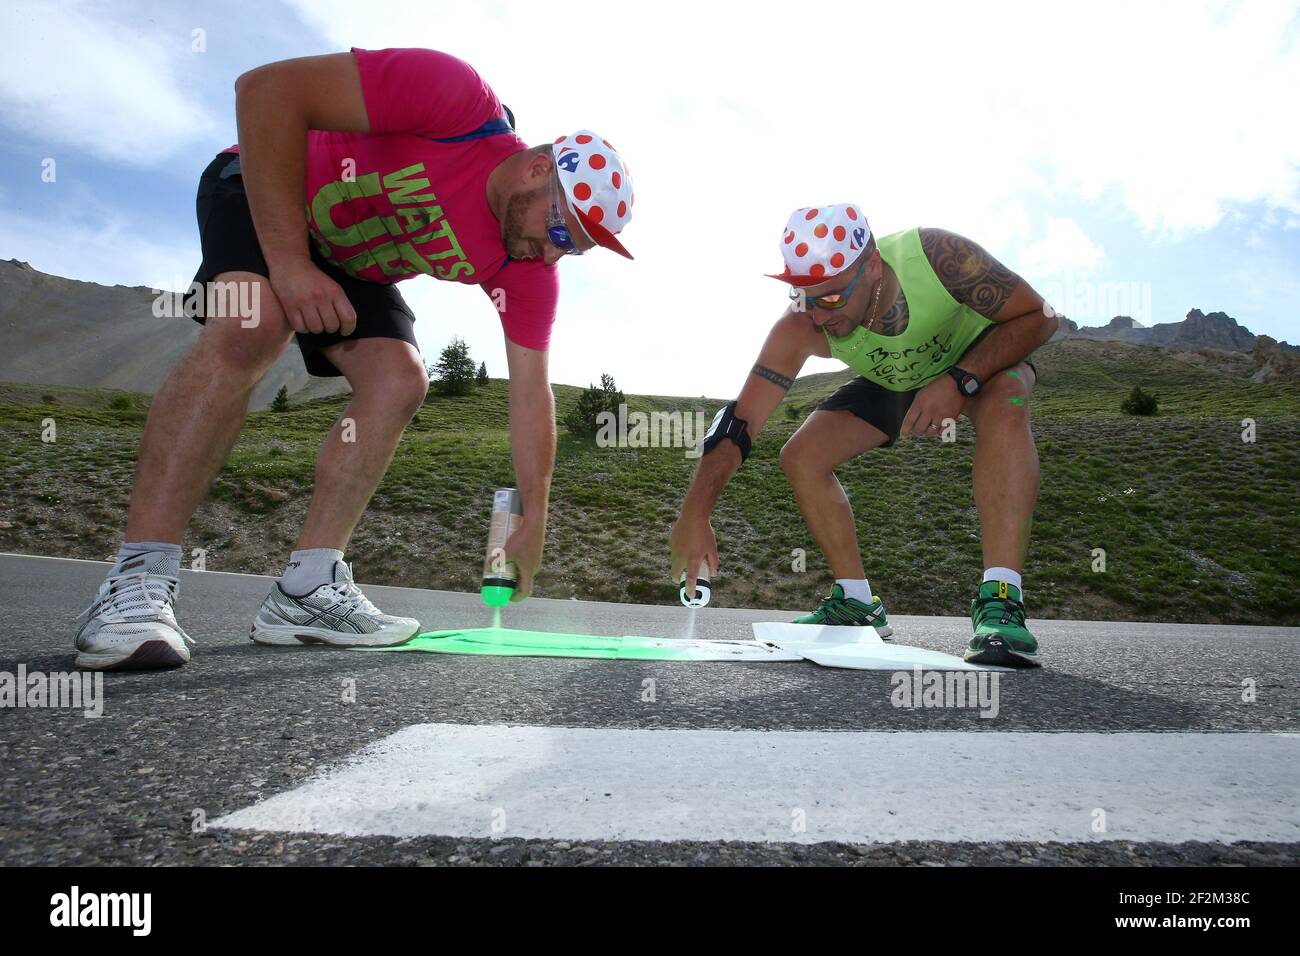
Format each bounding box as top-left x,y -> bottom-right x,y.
677,570 -> 711,609
481,584 -> 514,608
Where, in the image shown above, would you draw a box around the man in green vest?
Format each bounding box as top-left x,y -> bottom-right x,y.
669,204 -> 1059,668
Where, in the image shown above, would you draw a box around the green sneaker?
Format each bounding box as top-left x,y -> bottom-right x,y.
965,580 -> 1040,668
793,584 -> 893,638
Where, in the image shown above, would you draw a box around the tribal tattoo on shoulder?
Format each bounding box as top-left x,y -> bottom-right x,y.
920,227 -> 1021,318
751,364 -> 795,391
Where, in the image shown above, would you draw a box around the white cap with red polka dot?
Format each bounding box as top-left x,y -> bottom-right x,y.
766,204 -> 872,287
552,130 -> 634,260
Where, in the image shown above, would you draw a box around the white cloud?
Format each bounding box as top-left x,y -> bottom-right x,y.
0,0 -> 220,166
975,200 -> 1035,255
283,0 -> 1300,233
1017,218 -> 1107,277
6,0 -> 1287,395
1035,0 -> 1300,235
271,0 -> 1299,395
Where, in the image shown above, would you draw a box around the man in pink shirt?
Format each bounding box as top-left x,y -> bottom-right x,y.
74,48 -> 635,671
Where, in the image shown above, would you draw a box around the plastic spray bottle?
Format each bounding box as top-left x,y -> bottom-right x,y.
482,488 -> 522,607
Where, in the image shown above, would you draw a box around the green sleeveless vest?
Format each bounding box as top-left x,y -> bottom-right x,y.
825,228 -> 993,391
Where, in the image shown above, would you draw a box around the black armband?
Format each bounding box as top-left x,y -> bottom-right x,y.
702,401 -> 752,462
751,364 -> 794,391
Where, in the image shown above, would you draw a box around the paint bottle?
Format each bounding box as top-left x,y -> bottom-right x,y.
678,569 -> 711,609
482,488 -> 522,607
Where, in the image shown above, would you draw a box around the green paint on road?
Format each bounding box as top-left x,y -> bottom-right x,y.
360,627 -> 798,662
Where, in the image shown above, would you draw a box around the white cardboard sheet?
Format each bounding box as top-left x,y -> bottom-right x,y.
753,622 -> 1012,672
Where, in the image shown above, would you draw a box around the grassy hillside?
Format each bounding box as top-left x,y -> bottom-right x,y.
1,339 -> 1296,625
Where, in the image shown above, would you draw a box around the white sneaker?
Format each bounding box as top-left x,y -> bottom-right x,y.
75,553 -> 195,670
250,562 -> 420,648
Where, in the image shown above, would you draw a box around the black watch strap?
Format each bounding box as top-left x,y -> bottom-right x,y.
947,366 -> 981,396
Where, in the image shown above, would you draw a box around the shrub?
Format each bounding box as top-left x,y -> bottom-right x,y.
564,373 -> 625,438
1121,386 -> 1159,416
271,385 -> 291,412
109,394 -> 134,411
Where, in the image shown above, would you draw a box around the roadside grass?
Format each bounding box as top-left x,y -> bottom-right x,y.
1,339 -> 1296,624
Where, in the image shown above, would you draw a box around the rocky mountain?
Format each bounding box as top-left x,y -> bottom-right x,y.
3,257 -> 1296,397
1050,308 -> 1299,381
0,258 -> 350,408
1053,308 -> 1295,353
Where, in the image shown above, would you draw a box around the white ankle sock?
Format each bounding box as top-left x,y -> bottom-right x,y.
281,548 -> 344,595
836,578 -> 874,603
117,541 -> 182,578
983,567 -> 1023,596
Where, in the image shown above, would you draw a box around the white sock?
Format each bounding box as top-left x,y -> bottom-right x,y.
836,578 -> 874,603
116,541 -> 182,578
983,567 -> 1023,597
281,548 -> 344,595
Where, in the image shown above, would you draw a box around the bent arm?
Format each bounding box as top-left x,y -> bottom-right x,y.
919,227 -> 1060,380
679,310 -> 822,520
957,313 -> 1058,382
234,53 -> 370,273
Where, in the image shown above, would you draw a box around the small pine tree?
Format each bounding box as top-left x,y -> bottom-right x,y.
1120,385 -> 1158,416
271,385 -> 291,412
564,373 -> 625,438
432,337 -> 478,396
477,361 -> 489,386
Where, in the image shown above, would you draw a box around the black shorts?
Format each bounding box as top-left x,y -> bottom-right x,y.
815,325 -> 1039,448
191,151 -> 419,377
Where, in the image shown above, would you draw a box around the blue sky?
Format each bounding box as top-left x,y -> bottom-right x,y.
2,0 -> 1298,396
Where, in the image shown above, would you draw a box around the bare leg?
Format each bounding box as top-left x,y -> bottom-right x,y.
780,410 -> 891,579
964,363 -> 1040,572
125,273 -> 293,542
294,337 -> 429,551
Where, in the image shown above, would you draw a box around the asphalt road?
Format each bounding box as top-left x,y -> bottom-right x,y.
1,552 -> 1296,866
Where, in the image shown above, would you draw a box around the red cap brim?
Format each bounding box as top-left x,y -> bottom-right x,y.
766,271 -> 829,288
576,207 -> 633,260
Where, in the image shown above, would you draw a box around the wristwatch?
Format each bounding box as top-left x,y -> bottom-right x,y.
947,366 -> 982,396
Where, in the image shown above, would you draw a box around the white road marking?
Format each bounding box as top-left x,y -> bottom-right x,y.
213,724 -> 1300,844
